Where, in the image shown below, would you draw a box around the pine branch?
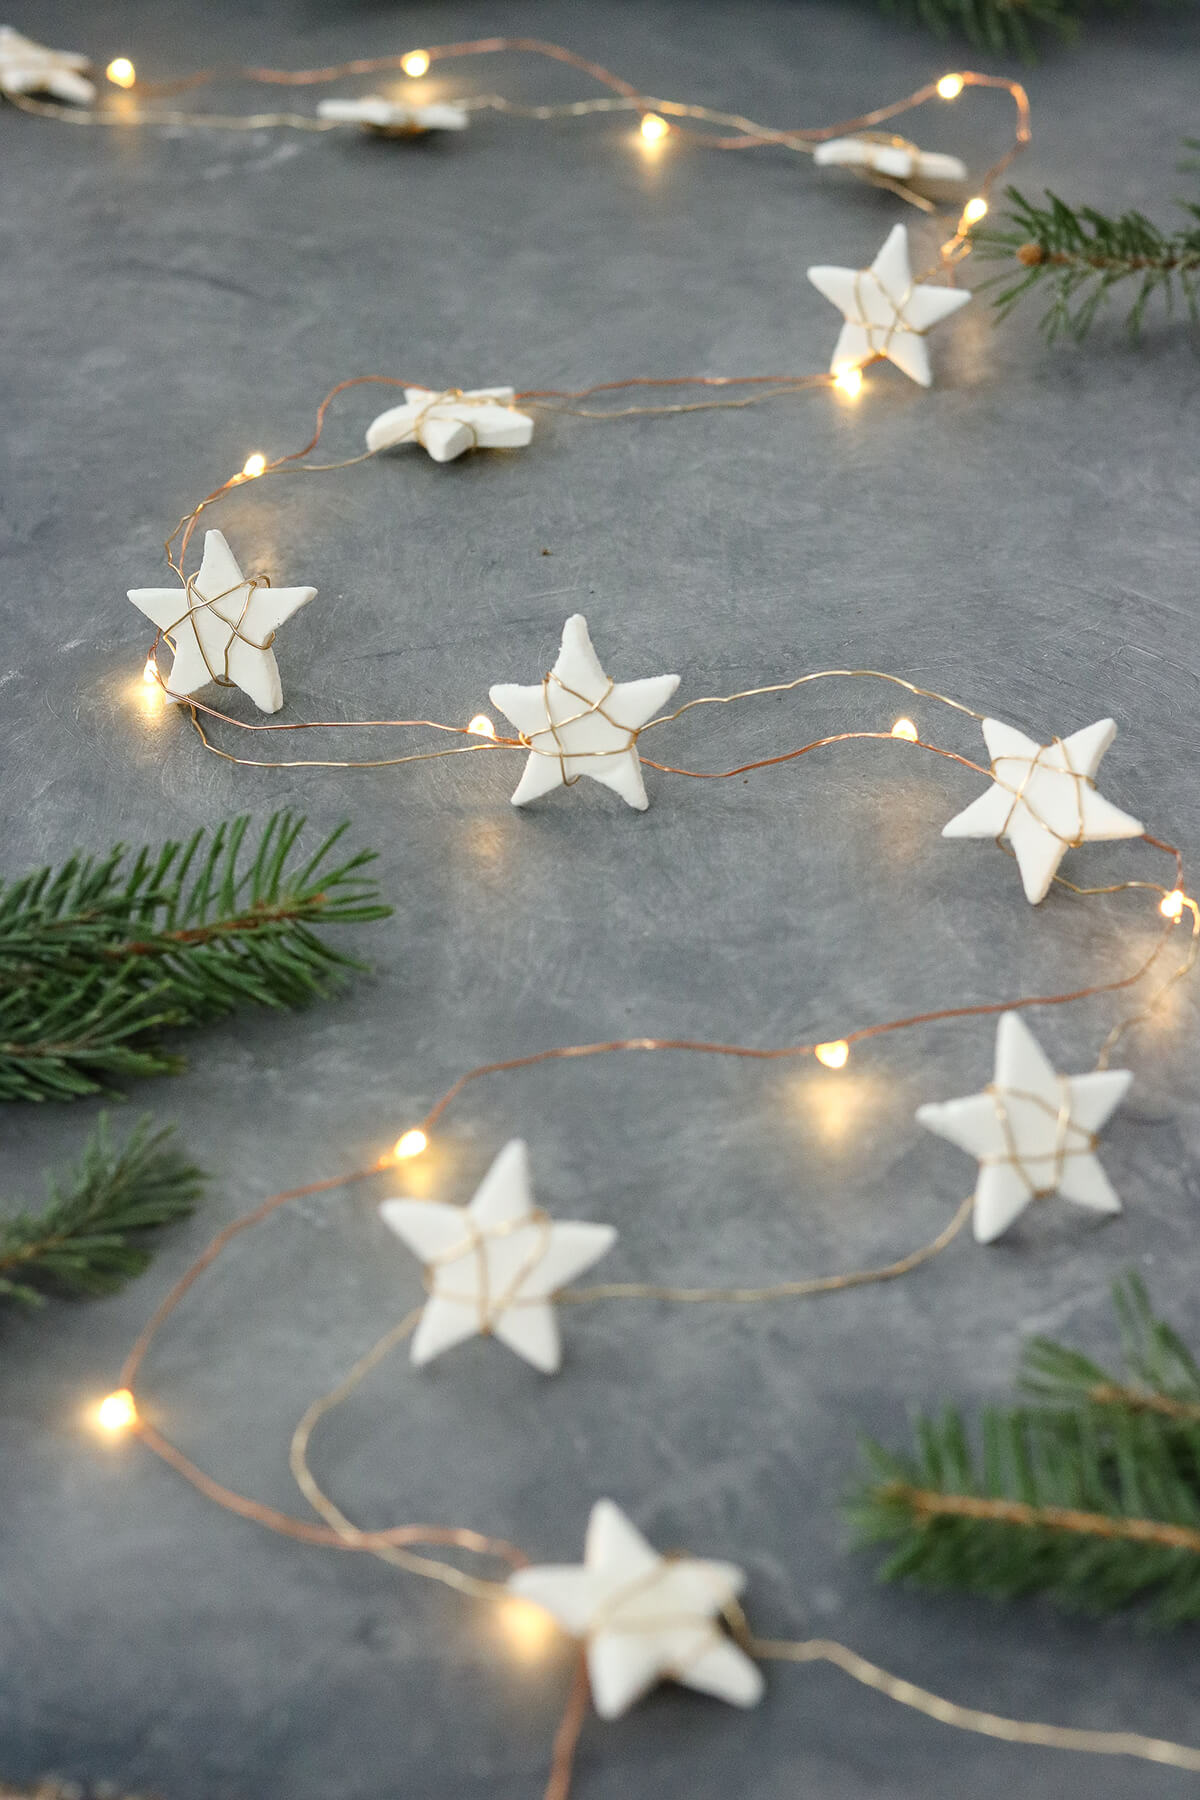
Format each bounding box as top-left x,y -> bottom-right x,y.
851,1275 -> 1200,1623
0,812 -> 391,1101
0,1115 -> 205,1306
878,0 -> 1145,59
976,175 -> 1200,340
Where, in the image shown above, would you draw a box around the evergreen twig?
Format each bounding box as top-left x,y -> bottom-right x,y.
879,0 -> 1153,59
976,168 -> 1200,340
0,812 -> 391,1101
0,1114 -> 205,1307
851,1274 -> 1200,1623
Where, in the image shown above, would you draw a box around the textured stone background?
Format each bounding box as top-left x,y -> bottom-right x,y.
2,3 -> 1199,1796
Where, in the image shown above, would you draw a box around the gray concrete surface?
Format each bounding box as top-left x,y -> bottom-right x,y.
2,2 -> 1199,1795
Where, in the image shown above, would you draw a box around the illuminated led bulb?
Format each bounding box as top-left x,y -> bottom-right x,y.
815,1040 -> 850,1070
891,717 -> 918,742
936,73 -> 964,100
1161,888 -> 1186,921
833,366 -> 863,398
497,1596 -> 559,1661
962,196 -> 989,226
142,652 -> 158,685
106,56 -> 136,88
241,452 -> 267,479
401,49 -> 430,78
394,1128 -> 428,1160
468,714 -> 496,738
95,1389 -> 138,1433
640,113 -> 669,143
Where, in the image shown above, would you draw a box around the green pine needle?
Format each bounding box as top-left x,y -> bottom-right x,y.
851,1275 -> 1200,1624
0,1114 -> 205,1307
976,176 -> 1200,341
879,0 -> 1145,59
0,811 -> 391,1101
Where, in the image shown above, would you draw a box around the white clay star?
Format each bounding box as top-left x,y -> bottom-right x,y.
128,529 -> 316,715
365,386 -> 533,463
916,1012 -> 1131,1244
509,1499 -> 764,1719
807,223 -> 971,387
0,25 -> 94,103
489,614 -> 679,811
942,717 -> 1143,904
814,136 -> 966,184
379,1139 -> 616,1372
316,96 -> 468,134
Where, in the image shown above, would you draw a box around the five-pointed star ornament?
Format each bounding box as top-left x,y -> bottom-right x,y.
942,717 -> 1144,904
814,135 -> 967,184
316,96 -> 469,134
508,1499 -> 765,1719
489,614 -> 680,811
916,1012 -> 1132,1245
807,223 -> 971,387
0,25 -> 94,104
365,386 -> 534,463
127,529 -> 316,715
379,1139 -> 616,1372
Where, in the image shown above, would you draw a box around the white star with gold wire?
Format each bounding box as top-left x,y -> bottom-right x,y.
814,136 -> 967,184
365,386 -> 534,463
807,223 -> 971,387
316,96 -> 469,135
0,25 -> 94,103
942,717 -> 1144,904
916,1012 -> 1131,1244
128,529 -> 316,715
379,1139 -> 616,1372
489,614 -> 679,810
509,1499 -> 764,1719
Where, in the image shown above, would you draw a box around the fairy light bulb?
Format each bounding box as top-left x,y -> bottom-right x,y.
142,652 -> 158,685
394,1128 -> 428,1160
497,1596 -> 558,1661
833,366 -> 863,398
963,196 -> 989,226
468,714 -> 497,739
106,57 -> 136,88
640,113 -> 669,143
241,452 -> 267,479
891,717 -> 918,742
401,50 -> 430,78
1161,888 -> 1186,921
815,1040 -> 850,1070
95,1389 -> 138,1434
936,73 -> 964,101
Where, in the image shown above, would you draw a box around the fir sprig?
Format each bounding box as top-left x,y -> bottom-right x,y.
880,0 -> 1150,59
0,812 -> 391,1101
0,1115 -> 205,1306
977,174 -> 1200,340
852,1275 -> 1200,1623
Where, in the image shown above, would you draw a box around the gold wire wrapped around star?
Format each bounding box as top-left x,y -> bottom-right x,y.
0,24 -> 94,103
942,716 -> 1144,904
916,1012 -> 1132,1244
509,1499 -> 764,1719
489,614 -> 680,810
315,96 -> 469,135
128,528 -> 316,715
813,135 -> 967,185
379,1139 -> 616,1372
365,386 -> 534,463
807,223 -> 971,387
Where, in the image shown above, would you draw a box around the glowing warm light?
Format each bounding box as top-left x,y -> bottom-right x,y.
1161,888 -> 1186,921
468,714 -> 497,739
640,112 -> 669,143
815,1040 -> 850,1070
106,57 -> 136,88
963,196 -> 989,225
95,1389 -> 138,1433
936,73 -> 964,101
394,1128 -> 428,1160
833,366 -> 863,398
241,452 -> 267,479
891,717 -> 918,742
497,1596 -> 559,1661
142,653 -> 159,685
401,50 -> 430,78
